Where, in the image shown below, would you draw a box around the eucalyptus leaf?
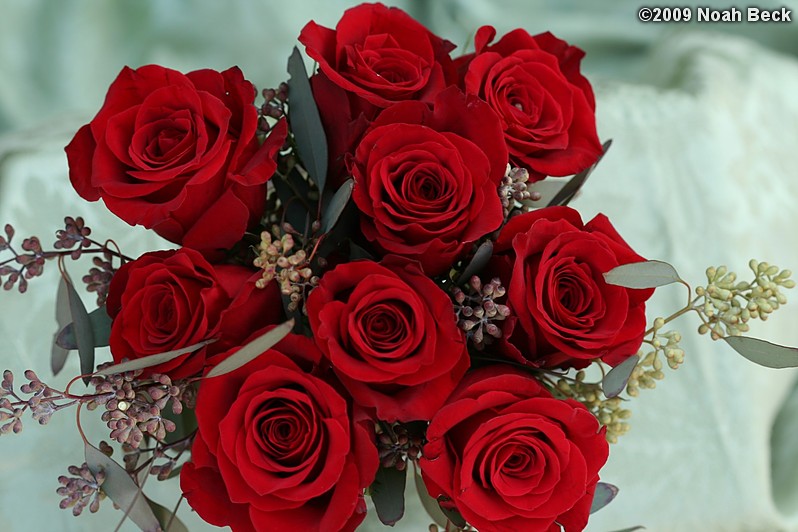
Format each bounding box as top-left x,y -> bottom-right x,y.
607,527 -> 646,532
161,401 -> 198,446
205,319 -> 295,378
602,355 -> 639,398
51,276 -> 71,375
724,336 -> 798,369
547,139 -> 612,207
370,466 -> 407,526
522,179 -> 568,209
316,195 -> 359,260
55,306 -> 113,350
349,241 -> 375,261
146,497 -> 189,532
272,168 -> 313,234
321,179 -> 353,233
590,482 -> 619,514
438,498 -> 467,529
166,464 -> 183,480
287,46 -> 328,193
413,465 -> 448,528
458,241 -> 493,285
84,442 -> 160,532
95,339 -> 216,376
603,260 -> 682,289
64,273 -> 94,385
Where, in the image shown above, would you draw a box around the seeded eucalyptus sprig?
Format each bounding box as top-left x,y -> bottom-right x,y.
573,258 -> 798,443
57,462 -> 106,516
376,422 -> 425,471
499,165 -> 538,218
87,366 -> 195,449
0,370 -> 74,432
695,260 -> 794,339
0,364 -> 196,450
451,276 -> 511,350
257,82 -> 288,136
0,217 -> 128,300
253,225 -> 320,313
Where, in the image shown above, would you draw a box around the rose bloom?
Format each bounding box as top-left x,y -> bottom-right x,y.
307,257 -> 469,422
300,2 -> 455,108
180,334 -> 378,532
65,65 -> 286,253
420,366 -> 609,532
349,87 -> 508,276
459,27 -> 602,181
106,248 -> 282,378
489,206 -> 653,368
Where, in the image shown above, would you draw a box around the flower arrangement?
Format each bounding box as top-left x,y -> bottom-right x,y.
1,3 -> 796,531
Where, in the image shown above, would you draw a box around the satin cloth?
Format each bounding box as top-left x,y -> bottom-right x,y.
1,7 -> 798,532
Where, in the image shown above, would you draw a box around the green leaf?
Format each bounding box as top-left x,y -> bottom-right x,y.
64,273 -> 94,385
724,336 -> 798,369
316,194 -> 359,260
321,178 -> 353,233
166,464 -> 183,480
287,46 -> 328,194
84,442 -> 160,532
607,527 -> 646,532
51,276 -> 71,375
161,402 -> 198,446
458,241 -> 493,285
55,305 -> 113,350
146,497 -> 189,532
590,482 -> 619,514
547,139 -> 612,207
95,339 -> 216,376
602,355 -> 639,398
205,319 -> 295,378
272,168 -> 313,234
521,179 -> 568,209
413,465 -> 448,529
370,466 -> 407,526
349,241 -> 375,261
603,260 -> 682,289
438,498 -> 467,529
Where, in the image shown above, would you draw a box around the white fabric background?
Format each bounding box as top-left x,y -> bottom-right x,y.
1,1 -> 798,531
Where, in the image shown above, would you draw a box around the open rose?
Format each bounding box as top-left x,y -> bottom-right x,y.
350,87 -> 508,275
106,248 -> 282,378
420,366 -> 609,532
300,2 -> 455,108
180,334 -> 378,532
490,206 -> 652,368
65,65 -> 286,252
307,257 -> 469,422
459,27 -> 602,180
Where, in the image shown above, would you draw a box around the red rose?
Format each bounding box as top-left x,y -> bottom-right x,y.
210,265 -> 285,353
490,206 -> 652,368
307,257 -> 469,422
420,366 -> 609,532
460,27 -> 602,181
106,248 -> 282,378
180,334 -> 378,532
299,2 -> 455,108
349,87 -> 508,275
65,65 -> 287,252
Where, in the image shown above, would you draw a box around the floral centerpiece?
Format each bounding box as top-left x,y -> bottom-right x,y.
1,3 -> 796,532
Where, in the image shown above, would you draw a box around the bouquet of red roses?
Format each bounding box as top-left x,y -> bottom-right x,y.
2,3 -> 796,531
